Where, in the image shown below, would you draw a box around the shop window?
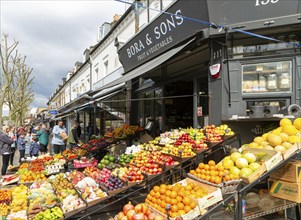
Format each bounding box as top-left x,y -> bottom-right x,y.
242,61 -> 292,94
230,31 -> 301,58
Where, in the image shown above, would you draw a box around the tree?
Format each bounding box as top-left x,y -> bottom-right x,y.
0,34 -> 34,126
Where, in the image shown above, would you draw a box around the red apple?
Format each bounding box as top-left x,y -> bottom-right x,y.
134,204 -> 143,213
147,213 -> 156,220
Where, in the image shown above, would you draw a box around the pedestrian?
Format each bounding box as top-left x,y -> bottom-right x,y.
8,126 -> 17,166
0,128 -> 14,175
17,133 -> 26,163
36,124 -> 49,155
68,121 -> 81,149
51,120 -> 68,154
29,136 -> 40,157
25,132 -> 31,156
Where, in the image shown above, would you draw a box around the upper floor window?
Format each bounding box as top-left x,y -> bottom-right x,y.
104,60 -> 109,75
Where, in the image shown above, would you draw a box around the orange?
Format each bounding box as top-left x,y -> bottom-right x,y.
198,163 -> 205,169
196,168 -> 201,174
217,166 -> 224,171
170,191 -> 177,199
176,196 -> 182,202
145,198 -> 150,204
215,176 -> 222,184
150,190 -> 155,196
167,184 -> 173,190
159,188 -> 166,195
177,202 -> 184,210
218,171 -> 224,177
190,200 -> 197,209
209,176 -> 216,183
208,160 -> 216,166
160,184 -> 167,189
205,170 -> 210,175
153,186 -> 160,193
147,194 -> 152,200
165,197 -> 171,204
170,212 -> 179,218
205,175 -> 210,181
183,197 -> 191,205
161,201 -> 167,209
200,174 -> 206,179
178,190 -> 186,197
204,164 -> 210,170
152,197 -> 157,204
209,165 -> 216,171
170,199 -> 177,205
155,192 -> 161,199
178,210 -> 186,215
166,190 -> 171,197
184,185 -> 192,191
200,169 -> 206,174
184,205 -> 191,213
171,205 -> 178,212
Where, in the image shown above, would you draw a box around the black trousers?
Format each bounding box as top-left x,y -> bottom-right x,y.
9,147 -> 16,166
1,154 -> 10,175
53,144 -> 66,154
19,149 -> 25,163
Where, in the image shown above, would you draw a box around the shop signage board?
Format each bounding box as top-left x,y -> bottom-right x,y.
118,0 -> 209,72
208,0 -> 301,27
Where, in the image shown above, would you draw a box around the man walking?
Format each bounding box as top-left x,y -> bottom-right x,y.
51,120 -> 67,154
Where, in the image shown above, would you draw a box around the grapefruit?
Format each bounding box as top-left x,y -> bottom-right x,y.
280,118 -> 292,127
242,153 -> 256,163
249,142 -> 259,149
278,133 -> 289,142
230,152 -> 242,162
235,158 -> 249,169
223,159 -> 234,169
248,163 -> 261,172
267,134 -> 282,147
293,118 -> 301,129
239,168 -> 253,178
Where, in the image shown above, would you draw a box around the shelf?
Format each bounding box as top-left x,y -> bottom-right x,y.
243,69 -> 289,75
243,198 -> 299,220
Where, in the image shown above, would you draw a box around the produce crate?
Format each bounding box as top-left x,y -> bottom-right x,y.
270,160 -> 301,183
238,148 -> 283,183
175,178 -> 223,211
1,174 -> 19,186
86,194 -> 109,207
187,173 -> 241,195
147,201 -> 200,220
282,143 -> 299,160
63,203 -> 87,219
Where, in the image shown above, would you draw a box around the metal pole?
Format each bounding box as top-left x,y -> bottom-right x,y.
193,78 -> 198,128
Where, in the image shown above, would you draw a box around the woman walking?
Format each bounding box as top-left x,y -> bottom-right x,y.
0,127 -> 13,175
8,126 -> 17,166
36,124 -> 49,155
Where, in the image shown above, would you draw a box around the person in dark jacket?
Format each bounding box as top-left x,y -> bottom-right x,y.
17,133 -> 26,163
68,121 -> 80,149
0,130 -> 14,175
29,136 -> 40,157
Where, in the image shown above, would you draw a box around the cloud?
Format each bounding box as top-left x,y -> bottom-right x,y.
1,0 -> 129,108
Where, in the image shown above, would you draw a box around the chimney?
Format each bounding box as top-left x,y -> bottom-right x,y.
111,14 -> 121,28
97,22 -> 111,42
73,62 -> 83,73
83,48 -> 90,62
62,77 -> 66,84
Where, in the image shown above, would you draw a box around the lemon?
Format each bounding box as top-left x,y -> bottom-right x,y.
262,133 -> 269,141
282,125 -> 298,136
293,118 -> 301,130
280,118 -> 292,127
272,127 -> 282,135
254,136 -> 264,145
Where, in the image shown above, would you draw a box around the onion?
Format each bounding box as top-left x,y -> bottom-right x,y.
123,202 -> 134,215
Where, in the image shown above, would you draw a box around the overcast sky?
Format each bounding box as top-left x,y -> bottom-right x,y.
1,0 -> 129,114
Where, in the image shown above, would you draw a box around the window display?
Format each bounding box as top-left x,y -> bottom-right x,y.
242,61 -> 292,94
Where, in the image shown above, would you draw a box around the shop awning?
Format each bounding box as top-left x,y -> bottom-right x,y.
95,38 -> 195,91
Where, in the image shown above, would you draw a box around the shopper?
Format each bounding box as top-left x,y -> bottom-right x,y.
36,124 -> 49,155
29,136 -> 40,157
24,132 -> 31,156
68,121 -> 81,149
17,133 -> 26,163
8,126 -> 17,166
51,120 -> 67,154
0,129 -> 13,175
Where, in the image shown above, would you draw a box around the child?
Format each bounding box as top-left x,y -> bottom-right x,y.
29,136 -> 40,157
17,133 -> 26,163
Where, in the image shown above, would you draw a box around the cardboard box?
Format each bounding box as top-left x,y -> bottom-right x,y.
176,178 -> 223,211
268,178 -> 301,203
270,160 -> 301,183
282,143 -> 299,160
